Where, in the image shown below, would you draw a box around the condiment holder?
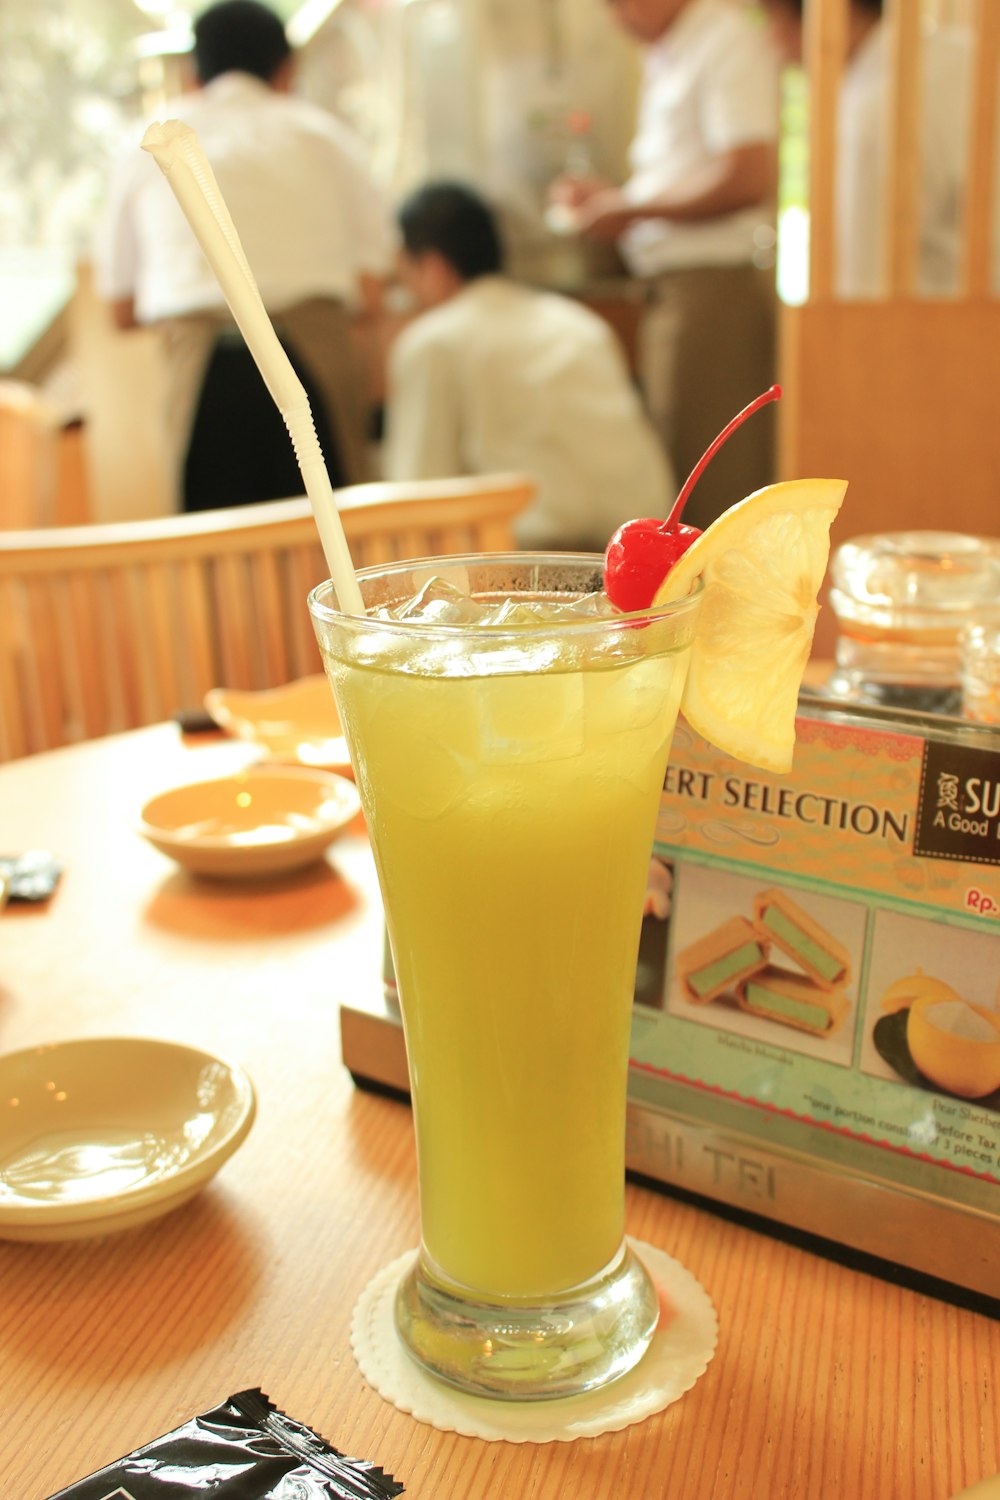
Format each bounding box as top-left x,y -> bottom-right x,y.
826,531 -> 1000,714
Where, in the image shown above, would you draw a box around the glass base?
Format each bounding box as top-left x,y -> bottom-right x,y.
394,1241 -> 659,1401
826,668 -> 962,717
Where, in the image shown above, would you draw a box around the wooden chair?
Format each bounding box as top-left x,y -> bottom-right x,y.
0,381 -> 61,530
778,0 -> 1000,657
0,380 -> 90,531
0,473 -> 535,761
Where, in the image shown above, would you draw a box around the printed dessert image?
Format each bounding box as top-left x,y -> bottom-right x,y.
752,888 -> 851,990
873,968 -> 1000,1103
673,883 -> 855,1045
737,966 -> 851,1038
677,916 -> 769,1004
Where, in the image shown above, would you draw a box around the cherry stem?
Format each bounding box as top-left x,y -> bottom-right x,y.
665,384 -> 782,531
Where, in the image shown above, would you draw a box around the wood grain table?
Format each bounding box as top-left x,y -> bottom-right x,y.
1,725 -> 998,1500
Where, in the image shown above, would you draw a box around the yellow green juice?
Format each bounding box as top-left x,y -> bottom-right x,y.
317,564 -> 695,1304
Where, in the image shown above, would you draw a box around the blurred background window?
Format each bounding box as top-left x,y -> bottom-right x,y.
1,0 -> 645,379
0,0 -> 161,370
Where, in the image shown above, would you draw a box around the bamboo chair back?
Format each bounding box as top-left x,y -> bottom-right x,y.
0,473 -> 535,760
777,0 -> 1000,657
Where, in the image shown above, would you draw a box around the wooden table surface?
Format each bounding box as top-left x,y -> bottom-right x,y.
1,725 -> 998,1500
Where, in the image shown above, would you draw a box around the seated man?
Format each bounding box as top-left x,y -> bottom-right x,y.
383,181 -> 674,552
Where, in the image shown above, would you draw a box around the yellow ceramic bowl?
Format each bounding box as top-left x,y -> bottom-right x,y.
204,675 -> 352,773
0,1037 -> 255,1241
949,1477 -> 1000,1500
138,766 -> 361,877
907,997 -> 1000,1099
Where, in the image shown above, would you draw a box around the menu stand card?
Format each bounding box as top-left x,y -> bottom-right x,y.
340,693 -> 1000,1299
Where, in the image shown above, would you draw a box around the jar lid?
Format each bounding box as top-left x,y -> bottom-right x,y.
830,531 -> 1000,630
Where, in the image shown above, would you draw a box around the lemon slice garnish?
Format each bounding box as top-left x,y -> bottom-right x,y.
655,478 -> 848,772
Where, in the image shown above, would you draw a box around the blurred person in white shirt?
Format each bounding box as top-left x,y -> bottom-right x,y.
384,181 -> 675,553
95,0 -> 396,510
762,0 -> 983,299
551,0 -> 780,529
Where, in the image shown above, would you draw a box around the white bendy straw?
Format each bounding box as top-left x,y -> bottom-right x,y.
142,119 -> 365,615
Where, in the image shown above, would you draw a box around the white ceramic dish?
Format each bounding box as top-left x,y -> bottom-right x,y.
137,766 -> 361,878
0,1037 -> 256,1241
204,675 -> 352,773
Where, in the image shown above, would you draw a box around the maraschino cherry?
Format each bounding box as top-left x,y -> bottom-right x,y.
603,384 -> 782,611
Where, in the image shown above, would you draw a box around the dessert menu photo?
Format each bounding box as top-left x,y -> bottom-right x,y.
631,701 -> 1000,1193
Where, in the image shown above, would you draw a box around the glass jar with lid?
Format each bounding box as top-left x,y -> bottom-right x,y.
961,613 -> 1000,724
826,531 -> 1000,715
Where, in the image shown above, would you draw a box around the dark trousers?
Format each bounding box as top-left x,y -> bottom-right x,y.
182,329 -> 344,512
640,263 -> 778,530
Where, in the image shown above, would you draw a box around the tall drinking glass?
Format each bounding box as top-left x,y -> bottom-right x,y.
309,555 -> 701,1400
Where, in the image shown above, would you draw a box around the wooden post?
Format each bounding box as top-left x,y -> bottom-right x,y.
883,0 -> 921,296
805,0 -> 848,300
962,0 -> 1000,296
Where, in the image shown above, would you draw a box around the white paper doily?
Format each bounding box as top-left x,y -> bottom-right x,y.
351,1237 -> 718,1443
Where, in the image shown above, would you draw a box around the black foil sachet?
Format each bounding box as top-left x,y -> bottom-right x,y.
48,1388 -> 404,1499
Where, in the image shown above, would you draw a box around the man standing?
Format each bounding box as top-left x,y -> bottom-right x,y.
384,181 -> 675,553
555,0 -> 780,528
762,0 -> 980,298
96,0 -> 395,509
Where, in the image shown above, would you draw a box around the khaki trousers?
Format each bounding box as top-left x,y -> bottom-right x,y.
157,297 -> 371,505
639,263 -> 777,530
